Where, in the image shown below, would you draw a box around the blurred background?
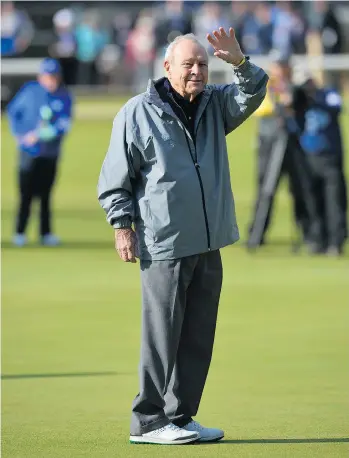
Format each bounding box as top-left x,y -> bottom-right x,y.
2,1 -> 349,457
2,0 -> 349,102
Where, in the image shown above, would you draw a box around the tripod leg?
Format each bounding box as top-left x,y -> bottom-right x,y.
248,132 -> 288,249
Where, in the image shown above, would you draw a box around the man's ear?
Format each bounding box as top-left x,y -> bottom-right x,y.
164,60 -> 170,76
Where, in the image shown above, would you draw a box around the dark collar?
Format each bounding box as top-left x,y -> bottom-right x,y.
163,78 -> 203,107
145,77 -> 213,122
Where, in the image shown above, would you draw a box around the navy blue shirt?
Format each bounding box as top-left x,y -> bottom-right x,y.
156,78 -> 203,140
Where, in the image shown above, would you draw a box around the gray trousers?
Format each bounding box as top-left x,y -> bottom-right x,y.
130,250 -> 223,435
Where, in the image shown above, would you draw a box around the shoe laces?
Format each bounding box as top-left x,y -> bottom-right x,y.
187,420 -> 204,430
168,423 -> 181,431
154,423 -> 181,435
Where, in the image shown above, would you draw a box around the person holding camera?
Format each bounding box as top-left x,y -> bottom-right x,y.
294,75 -> 347,255
248,56 -> 319,249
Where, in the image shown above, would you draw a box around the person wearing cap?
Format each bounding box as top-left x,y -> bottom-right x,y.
6,58 -> 73,247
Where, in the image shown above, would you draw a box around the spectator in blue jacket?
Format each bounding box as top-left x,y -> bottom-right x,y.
74,10 -> 109,85
6,58 -> 73,247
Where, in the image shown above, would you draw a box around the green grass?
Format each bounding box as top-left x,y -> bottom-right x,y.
1,97 -> 349,458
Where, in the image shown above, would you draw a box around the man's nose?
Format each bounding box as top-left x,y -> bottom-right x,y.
191,64 -> 201,75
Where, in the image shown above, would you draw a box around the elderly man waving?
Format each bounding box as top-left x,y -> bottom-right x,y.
98,28 -> 268,445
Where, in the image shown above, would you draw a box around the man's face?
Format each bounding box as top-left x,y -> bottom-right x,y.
164,40 -> 208,101
38,73 -> 60,92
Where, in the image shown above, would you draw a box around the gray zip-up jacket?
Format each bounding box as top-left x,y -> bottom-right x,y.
98,60 -> 268,260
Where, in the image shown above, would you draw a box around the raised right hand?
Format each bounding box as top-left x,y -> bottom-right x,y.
114,228 -> 138,263
207,27 -> 244,66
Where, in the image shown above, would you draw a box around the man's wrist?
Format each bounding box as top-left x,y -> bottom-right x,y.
230,55 -> 245,67
112,217 -> 132,229
115,227 -> 133,233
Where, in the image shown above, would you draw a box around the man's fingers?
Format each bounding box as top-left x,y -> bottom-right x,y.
114,228 -> 138,263
214,51 -> 222,59
213,30 -> 221,41
116,245 -> 136,263
208,27 -> 236,47
206,33 -> 218,48
214,51 -> 231,63
115,228 -> 137,263
219,27 -> 228,38
116,244 -> 129,262
118,248 -> 129,262
127,246 -> 136,263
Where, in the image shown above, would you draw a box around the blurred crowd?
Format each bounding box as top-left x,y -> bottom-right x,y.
1,1 -> 346,92
3,1 -> 348,253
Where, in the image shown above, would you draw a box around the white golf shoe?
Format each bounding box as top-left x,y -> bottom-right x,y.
12,234 -> 27,247
183,420 -> 224,442
41,234 -> 61,246
130,422 -> 199,445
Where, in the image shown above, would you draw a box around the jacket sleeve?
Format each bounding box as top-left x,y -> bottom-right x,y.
214,60 -> 269,135
6,85 -> 31,136
97,107 -> 140,229
53,92 -> 74,136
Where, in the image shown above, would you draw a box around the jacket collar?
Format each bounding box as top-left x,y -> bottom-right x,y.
145,77 -> 213,120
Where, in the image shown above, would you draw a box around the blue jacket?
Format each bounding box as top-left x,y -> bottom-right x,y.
6,81 -> 73,169
300,88 -> 343,157
98,60 -> 268,260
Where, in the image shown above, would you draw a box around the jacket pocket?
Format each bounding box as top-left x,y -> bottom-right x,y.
148,187 -> 172,243
141,196 -> 155,238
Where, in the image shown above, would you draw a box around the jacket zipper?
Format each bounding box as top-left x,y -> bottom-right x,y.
169,96 -> 211,251
183,133 -> 211,251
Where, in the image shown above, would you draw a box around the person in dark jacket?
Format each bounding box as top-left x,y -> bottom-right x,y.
295,76 -> 347,255
6,58 -> 73,247
248,57 -> 319,249
98,29 -> 268,445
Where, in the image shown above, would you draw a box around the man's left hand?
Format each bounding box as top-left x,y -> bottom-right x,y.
207,27 -> 244,66
114,228 -> 138,263
21,131 -> 38,146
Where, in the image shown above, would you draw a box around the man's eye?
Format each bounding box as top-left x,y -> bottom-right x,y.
200,63 -> 208,67
183,63 -> 191,68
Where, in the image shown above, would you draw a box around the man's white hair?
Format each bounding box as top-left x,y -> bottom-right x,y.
164,34 -> 208,62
